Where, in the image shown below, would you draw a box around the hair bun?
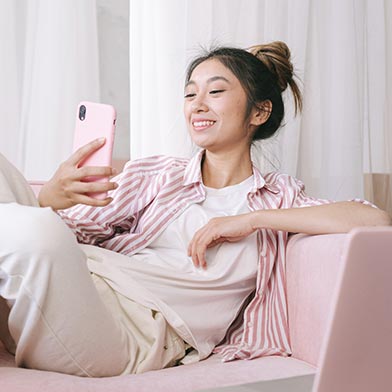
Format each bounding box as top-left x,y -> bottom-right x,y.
248,41 -> 294,92
248,41 -> 302,114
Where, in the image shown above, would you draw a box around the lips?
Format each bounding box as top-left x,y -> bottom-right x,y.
192,119 -> 216,130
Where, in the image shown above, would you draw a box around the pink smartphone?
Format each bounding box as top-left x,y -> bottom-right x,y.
73,101 -> 116,199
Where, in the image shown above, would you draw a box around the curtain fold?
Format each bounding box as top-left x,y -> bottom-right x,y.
295,0 -> 365,200
362,0 -> 392,214
0,0 -> 100,180
0,2 -> 22,169
130,0 -> 391,212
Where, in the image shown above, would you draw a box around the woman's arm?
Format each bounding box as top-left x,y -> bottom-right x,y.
188,201 -> 391,268
250,201 -> 391,234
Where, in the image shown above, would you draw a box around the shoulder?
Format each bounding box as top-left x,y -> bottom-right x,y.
262,171 -> 330,207
263,171 -> 305,191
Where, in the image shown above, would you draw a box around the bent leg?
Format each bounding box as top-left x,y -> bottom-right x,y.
0,153 -> 38,354
0,203 -> 132,376
0,295 -> 14,354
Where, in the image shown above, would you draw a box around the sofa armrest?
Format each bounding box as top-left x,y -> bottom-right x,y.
286,233 -> 347,366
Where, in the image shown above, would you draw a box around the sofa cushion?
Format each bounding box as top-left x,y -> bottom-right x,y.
0,343 -> 315,392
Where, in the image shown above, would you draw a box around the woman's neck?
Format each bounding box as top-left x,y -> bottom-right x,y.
201,148 -> 253,189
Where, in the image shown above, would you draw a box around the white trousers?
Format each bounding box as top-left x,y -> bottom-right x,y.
0,154 -> 186,376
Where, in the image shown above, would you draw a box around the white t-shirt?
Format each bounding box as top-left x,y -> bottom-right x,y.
121,175 -> 258,356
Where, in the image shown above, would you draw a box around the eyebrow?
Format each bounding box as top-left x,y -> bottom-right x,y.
185,75 -> 231,88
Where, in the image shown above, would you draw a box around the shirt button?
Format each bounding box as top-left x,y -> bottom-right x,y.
173,205 -> 182,213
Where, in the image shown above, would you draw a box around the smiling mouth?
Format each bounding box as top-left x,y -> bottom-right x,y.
192,120 -> 216,130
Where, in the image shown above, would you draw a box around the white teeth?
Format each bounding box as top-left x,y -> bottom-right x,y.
193,120 -> 215,127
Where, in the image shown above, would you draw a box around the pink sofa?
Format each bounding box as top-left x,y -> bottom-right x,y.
0,228 -> 355,392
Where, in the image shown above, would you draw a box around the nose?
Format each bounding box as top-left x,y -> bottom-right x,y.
191,95 -> 208,113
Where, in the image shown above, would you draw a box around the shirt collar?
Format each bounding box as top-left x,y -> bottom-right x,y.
183,149 -> 279,194
251,165 -> 280,194
183,149 -> 204,186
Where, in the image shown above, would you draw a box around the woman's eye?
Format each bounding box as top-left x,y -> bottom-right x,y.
210,90 -> 225,95
184,93 -> 196,99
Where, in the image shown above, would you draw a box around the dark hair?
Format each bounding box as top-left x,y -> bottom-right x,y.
185,41 -> 302,141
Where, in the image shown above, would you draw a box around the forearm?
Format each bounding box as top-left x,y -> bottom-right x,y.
249,201 -> 391,235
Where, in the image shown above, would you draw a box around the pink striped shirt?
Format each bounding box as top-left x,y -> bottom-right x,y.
59,149 -> 331,361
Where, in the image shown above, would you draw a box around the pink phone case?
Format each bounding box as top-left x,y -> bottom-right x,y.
73,101 -> 116,199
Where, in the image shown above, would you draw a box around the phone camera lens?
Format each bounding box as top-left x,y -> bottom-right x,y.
79,105 -> 86,121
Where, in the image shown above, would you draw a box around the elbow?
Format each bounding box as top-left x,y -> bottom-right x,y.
378,209 -> 392,226
369,206 -> 392,227
348,202 -> 392,227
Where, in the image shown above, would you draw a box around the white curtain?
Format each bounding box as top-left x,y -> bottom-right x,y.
130,0 -> 391,207
0,0 -> 99,180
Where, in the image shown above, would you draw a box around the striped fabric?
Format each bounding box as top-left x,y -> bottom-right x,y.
59,150 -> 331,361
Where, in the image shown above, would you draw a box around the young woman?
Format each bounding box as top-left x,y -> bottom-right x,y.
0,42 -> 390,377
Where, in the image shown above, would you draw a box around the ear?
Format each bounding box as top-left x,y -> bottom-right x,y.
249,100 -> 272,126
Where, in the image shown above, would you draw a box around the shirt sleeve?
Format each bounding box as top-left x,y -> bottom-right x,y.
58,160 -> 147,245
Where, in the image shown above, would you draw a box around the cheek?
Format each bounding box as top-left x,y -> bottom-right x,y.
183,103 -> 191,120
232,98 -> 247,120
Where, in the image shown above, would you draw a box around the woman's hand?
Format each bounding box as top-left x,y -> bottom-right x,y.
187,213 -> 256,269
38,138 -> 118,210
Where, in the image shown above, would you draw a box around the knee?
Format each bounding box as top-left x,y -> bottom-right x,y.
1,204 -> 76,258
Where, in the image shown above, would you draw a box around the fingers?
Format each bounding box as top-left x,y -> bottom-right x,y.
188,239 -> 208,269
188,224 -> 219,269
40,139 -> 120,210
187,215 -> 254,270
77,165 -> 117,180
71,179 -> 119,195
70,194 -> 114,208
55,180 -> 118,209
68,138 -> 106,166
64,137 -> 117,184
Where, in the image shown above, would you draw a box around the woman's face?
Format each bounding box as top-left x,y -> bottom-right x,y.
184,59 -> 256,153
